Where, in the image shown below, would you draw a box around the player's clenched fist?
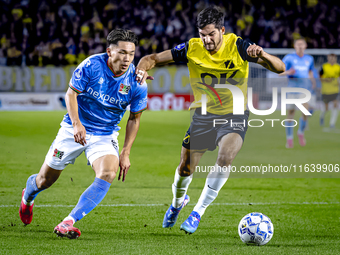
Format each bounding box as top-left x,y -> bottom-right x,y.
247,44 -> 264,58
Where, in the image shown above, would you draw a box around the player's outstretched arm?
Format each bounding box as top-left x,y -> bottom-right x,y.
247,44 -> 285,74
65,87 -> 87,146
136,50 -> 174,84
278,69 -> 296,76
118,112 -> 143,182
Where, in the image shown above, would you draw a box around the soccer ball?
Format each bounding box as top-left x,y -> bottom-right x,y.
238,212 -> 274,246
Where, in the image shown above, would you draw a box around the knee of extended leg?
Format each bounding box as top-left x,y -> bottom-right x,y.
97,170 -> 116,183
178,163 -> 191,176
36,175 -> 55,189
216,154 -> 233,167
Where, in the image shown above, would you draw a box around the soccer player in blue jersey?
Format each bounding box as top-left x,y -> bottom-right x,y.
280,38 -> 316,148
19,29 -> 148,239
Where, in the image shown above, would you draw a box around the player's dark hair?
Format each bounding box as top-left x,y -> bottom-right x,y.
328,53 -> 336,57
197,6 -> 225,30
107,28 -> 138,46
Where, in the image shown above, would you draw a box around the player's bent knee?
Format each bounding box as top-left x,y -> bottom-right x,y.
36,174 -> 59,189
178,162 -> 191,176
36,164 -> 62,189
178,148 -> 197,176
216,154 -> 234,167
96,169 -> 116,183
92,154 -> 119,183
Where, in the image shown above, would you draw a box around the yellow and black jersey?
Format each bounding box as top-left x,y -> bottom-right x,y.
320,63 -> 340,95
171,33 -> 258,115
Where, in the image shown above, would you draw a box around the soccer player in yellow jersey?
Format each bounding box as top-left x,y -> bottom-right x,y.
136,6 -> 285,234
319,53 -> 340,128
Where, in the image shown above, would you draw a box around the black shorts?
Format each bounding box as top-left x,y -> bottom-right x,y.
322,93 -> 338,104
182,109 -> 249,151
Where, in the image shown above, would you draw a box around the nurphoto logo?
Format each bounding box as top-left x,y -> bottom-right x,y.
200,85 -> 311,128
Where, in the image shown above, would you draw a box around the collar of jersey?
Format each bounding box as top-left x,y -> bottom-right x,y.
294,52 -> 306,59
106,59 -> 128,78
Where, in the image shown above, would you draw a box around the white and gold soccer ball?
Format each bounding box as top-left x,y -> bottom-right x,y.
238,212 -> 274,246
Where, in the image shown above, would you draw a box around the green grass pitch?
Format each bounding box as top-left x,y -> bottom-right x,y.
0,110 -> 339,254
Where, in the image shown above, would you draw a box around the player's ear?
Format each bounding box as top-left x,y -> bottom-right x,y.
106,47 -> 111,57
221,26 -> 225,35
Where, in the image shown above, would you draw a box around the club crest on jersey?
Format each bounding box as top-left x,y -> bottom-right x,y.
74,68 -> 83,80
175,43 -> 185,51
119,84 -> 130,95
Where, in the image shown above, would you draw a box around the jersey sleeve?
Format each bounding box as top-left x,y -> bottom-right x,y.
236,38 -> 258,63
69,59 -> 92,93
130,82 -> 148,114
171,42 -> 189,63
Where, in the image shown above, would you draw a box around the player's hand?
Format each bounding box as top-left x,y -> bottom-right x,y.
135,68 -> 154,85
118,153 -> 131,182
73,123 -> 87,146
246,44 -> 264,58
278,68 -> 295,76
286,68 -> 296,75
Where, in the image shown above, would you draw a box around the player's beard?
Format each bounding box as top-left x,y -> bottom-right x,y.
204,34 -> 222,52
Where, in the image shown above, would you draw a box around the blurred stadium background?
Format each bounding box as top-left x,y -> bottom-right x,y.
1,0 -> 340,111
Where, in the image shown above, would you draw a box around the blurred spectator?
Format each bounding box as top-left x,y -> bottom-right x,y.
77,48 -> 87,64
1,0 -> 340,67
7,43 -> 22,66
31,41 -> 52,66
65,47 -> 77,65
51,38 -> 66,66
11,7 -> 24,49
0,49 -> 6,66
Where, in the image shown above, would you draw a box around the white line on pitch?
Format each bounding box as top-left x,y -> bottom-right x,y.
1,201 -> 339,208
